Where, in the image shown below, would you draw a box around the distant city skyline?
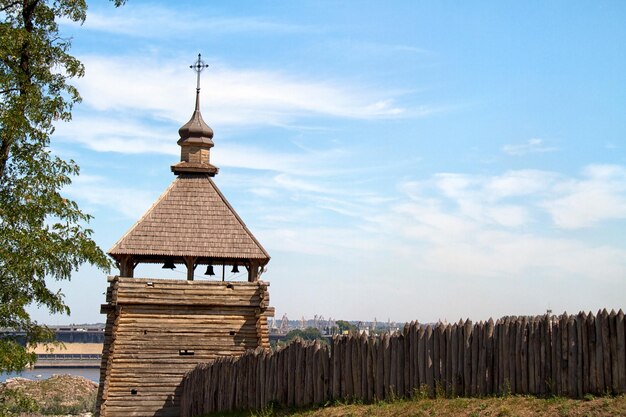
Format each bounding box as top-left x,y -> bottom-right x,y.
30,1 -> 626,325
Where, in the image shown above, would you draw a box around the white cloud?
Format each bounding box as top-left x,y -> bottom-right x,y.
65,175 -> 158,220
542,165 -> 626,228
54,115 -> 176,155
502,138 -> 558,156
54,116 -> 348,177
484,170 -> 555,199
74,54 -> 415,128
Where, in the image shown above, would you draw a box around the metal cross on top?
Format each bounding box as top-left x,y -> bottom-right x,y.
190,53 -> 209,92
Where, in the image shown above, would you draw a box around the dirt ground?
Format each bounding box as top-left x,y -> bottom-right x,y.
295,396 -> 626,417
214,395 -> 626,417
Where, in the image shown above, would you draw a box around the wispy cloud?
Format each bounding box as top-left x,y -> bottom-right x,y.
65,175 -> 158,220
70,54 -> 426,128
542,165 -> 626,228
241,163 -> 626,268
502,138 -> 559,156
348,165 -> 626,283
327,39 -> 433,57
64,5 -> 317,38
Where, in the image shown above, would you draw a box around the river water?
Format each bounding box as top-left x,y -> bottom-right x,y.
0,368 -> 100,383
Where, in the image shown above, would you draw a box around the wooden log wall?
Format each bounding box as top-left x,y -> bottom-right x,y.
96,276 -> 271,417
180,310 -> 626,417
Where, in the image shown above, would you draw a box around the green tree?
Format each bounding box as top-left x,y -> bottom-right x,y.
335,320 -> 356,334
0,0 -> 124,372
282,327 -> 328,346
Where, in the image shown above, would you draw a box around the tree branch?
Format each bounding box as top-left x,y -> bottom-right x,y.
0,1 -> 20,13
0,87 -> 20,95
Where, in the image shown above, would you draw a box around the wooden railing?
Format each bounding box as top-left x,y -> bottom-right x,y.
180,310 -> 626,416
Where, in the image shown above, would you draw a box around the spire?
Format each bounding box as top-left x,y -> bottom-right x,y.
172,54 -> 218,176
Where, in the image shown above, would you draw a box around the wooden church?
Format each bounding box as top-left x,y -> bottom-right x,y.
96,56 -> 272,417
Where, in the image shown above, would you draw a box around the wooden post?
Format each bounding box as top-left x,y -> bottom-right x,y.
433,323 -> 441,391
601,309 -> 612,393
248,260 -> 260,282
439,323 -> 447,393
275,346 -> 284,404
539,314 -> 551,395
119,255 -> 135,277
595,310 -> 605,393
331,337 -> 340,400
552,316 -> 561,395
450,323 -> 458,396
502,317 -> 510,395
617,310 -> 626,394
589,311 -> 598,394
417,325 -> 426,392
457,320 -> 465,396
445,324 -> 453,397
409,323 -> 417,394
404,325 -> 412,397
516,317 -> 523,396
375,337 -> 384,401
576,313 -> 584,398
288,343 -> 296,406
383,333 -> 391,399
364,336 -> 372,402
463,319 -> 472,396
313,342 -> 322,405
345,335 -> 354,400
258,350 -> 265,409
184,256 -> 197,281
304,342 -> 314,405
322,342 -> 330,403
470,321 -> 479,396
426,325 -> 434,396
528,318 -> 536,395
485,319 -> 494,396
353,334 -> 362,401
389,334 -> 397,398
567,316 -> 577,397
610,310 -> 619,395
397,333 -> 405,397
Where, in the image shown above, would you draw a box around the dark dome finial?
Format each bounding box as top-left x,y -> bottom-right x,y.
171,54 -> 219,176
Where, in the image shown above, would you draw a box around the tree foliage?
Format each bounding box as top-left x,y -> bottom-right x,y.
284,327 -> 324,343
0,0 -> 124,372
335,320 -> 356,333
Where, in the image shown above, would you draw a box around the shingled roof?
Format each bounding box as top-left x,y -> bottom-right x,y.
108,174 -> 269,264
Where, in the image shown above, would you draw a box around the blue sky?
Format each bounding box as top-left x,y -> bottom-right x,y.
33,1 -> 626,325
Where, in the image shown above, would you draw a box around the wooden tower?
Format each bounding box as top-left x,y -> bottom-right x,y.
96,55 -> 272,417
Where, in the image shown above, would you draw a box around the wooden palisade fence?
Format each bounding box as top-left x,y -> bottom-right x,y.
180,310 -> 626,416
